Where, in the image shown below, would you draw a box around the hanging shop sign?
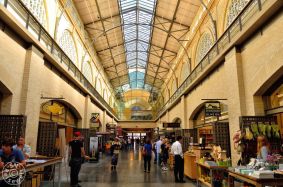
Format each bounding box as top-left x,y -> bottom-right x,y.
163,123 -> 180,128
90,113 -> 100,129
90,113 -> 100,122
205,102 -> 221,116
116,126 -> 122,136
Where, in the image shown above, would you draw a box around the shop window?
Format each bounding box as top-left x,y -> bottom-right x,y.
264,83 -> 283,109
226,0 -> 249,27
40,101 -> 78,127
58,30 -> 78,65
21,0 -> 47,28
195,33 -> 213,64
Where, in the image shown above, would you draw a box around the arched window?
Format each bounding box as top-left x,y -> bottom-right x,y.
58,30 -> 78,65
180,61 -> 190,84
21,0 -> 47,28
195,33 -> 213,64
226,0 -> 249,27
96,78 -> 102,95
82,61 -> 93,83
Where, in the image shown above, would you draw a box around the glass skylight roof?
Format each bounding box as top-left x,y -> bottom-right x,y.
119,0 -> 156,90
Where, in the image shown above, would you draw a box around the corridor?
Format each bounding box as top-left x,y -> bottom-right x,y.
54,149 -> 196,187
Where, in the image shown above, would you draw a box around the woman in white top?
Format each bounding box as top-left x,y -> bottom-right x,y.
257,135 -> 269,161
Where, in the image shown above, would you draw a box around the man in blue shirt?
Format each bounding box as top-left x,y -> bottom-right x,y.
0,138 -> 26,186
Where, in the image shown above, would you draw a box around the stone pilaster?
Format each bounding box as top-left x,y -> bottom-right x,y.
20,45 -> 44,155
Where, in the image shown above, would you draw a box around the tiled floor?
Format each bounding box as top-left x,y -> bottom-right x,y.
44,148 -> 197,187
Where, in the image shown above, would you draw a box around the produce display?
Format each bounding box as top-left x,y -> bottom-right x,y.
245,127 -> 253,140
258,122 -> 266,136
251,122 -> 259,137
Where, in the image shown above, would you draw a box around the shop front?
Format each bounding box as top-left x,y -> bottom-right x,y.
183,102 -> 231,182
38,100 -> 81,157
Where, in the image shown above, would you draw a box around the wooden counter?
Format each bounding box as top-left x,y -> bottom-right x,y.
228,170 -> 283,187
196,162 -> 228,187
0,157 -> 62,187
184,153 -> 197,179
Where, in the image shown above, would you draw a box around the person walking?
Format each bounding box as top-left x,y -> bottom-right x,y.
111,137 -> 121,170
155,137 -> 162,165
69,132 -> 89,187
171,136 -> 185,183
161,138 -> 169,171
143,139 -> 152,173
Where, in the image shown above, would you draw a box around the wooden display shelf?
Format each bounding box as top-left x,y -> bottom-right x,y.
228,170 -> 283,187
197,162 -> 228,170
196,162 -> 227,187
184,153 -> 197,179
198,178 -> 211,187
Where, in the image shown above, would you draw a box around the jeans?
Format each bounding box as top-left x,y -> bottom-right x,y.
144,155 -> 151,171
174,155 -> 184,181
69,157 -> 82,186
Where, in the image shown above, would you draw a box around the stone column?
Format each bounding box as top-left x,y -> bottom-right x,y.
102,110 -> 106,132
83,95 -> 91,129
180,95 -> 187,129
20,46 -> 44,155
225,47 -> 246,166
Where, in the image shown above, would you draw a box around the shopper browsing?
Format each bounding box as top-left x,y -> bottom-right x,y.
257,135 -> 270,161
69,132 -> 90,187
161,138 -> 169,171
143,139 -> 152,173
171,136 -> 185,183
0,138 -> 26,187
13,137 -> 31,159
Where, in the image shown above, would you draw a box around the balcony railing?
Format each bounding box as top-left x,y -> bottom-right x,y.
0,0 -> 117,118
157,0 -> 269,118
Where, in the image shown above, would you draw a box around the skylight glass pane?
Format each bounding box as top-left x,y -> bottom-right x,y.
120,0 -> 156,89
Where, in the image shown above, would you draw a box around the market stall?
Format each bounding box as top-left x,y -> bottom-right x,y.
0,157 -> 62,187
228,170 -> 283,187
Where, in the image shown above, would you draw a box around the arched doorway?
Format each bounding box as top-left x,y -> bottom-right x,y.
37,100 -> 81,157
190,101 -> 231,157
0,81 -> 12,114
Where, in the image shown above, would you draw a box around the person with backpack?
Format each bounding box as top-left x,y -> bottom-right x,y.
143,139 -> 152,173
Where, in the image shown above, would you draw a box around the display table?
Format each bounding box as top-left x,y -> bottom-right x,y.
1,157 -> 62,187
196,162 -> 228,187
184,152 -> 197,179
228,170 -> 283,187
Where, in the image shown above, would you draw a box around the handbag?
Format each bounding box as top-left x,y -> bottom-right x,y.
142,148 -> 146,156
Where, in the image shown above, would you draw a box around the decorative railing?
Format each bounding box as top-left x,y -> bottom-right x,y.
157,0 -> 269,118
0,0 -> 117,118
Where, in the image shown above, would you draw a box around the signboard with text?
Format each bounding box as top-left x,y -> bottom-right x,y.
163,123 -> 180,128
90,113 -> 100,129
205,102 -> 221,116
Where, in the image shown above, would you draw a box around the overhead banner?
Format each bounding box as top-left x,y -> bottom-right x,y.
205,102 -> 221,116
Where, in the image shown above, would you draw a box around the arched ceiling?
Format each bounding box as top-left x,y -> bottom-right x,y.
73,0 -> 201,103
